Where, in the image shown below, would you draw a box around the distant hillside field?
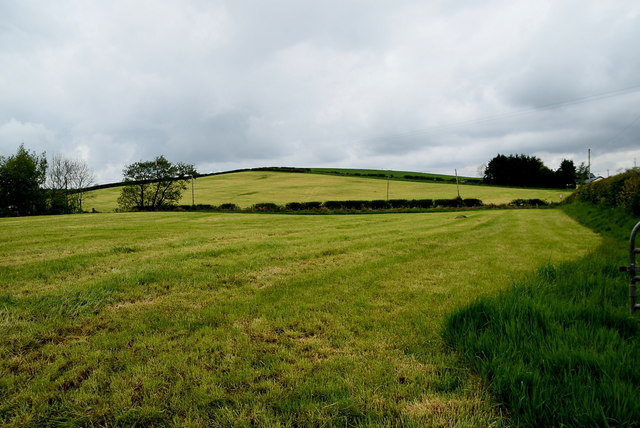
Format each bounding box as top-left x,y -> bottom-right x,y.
85,170 -> 568,212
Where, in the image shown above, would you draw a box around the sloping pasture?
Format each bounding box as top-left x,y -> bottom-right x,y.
0,210 -> 597,426
85,171 -> 567,212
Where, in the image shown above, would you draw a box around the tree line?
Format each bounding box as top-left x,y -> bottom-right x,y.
483,154 -> 587,188
0,144 -> 196,216
0,144 -> 95,216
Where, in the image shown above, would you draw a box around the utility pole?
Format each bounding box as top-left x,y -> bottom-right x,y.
191,175 -> 195,206
386,171 -> 390,201
588,148 -> 591,178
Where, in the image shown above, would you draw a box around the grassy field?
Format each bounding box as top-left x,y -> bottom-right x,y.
0,209 -> 598,426
85,171 -> 568,212
445,204 -> 640,426
309,168 -> 479,182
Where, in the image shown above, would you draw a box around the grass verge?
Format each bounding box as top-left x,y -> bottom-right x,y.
443,203 -> 640,426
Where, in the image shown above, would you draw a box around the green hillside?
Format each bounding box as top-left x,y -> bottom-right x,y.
85,170 -> 568,212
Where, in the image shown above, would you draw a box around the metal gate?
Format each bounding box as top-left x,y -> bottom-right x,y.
624,221 -> 640,314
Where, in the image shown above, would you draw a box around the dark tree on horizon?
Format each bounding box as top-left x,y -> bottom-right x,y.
483,154 -> 574,188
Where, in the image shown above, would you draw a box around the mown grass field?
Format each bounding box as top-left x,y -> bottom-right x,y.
0,209 -> 598,426
85,171 -> 567,212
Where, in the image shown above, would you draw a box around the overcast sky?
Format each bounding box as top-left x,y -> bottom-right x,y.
1,1 -> 639,184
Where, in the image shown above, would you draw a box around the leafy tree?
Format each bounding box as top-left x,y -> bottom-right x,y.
117,156 -> 197,210
0,144 -> 48,216
576,162 -> 590,185
554,159 -> 576,188
48,154 -> 95,213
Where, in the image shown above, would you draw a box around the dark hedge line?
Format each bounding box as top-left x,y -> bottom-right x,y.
128,197 -> 563,214
166,197 -> 486,213
508,198 -> 549,207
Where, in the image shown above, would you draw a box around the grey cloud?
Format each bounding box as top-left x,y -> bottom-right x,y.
1,0 -> 639,183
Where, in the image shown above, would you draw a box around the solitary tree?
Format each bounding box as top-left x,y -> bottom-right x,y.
0,144 -> 48,216
48,154 -> 95,213
576,162 -> 591,185
117,156 -> 197,210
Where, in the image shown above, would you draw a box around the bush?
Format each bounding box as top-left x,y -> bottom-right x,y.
323,201 -> 345,210
251,203 -> 283,212
463,198 -> 483,207
434,198 -> 464,208
509,199 -> 548,207
285,202 -> 303,211
411,199 -> 434,209
217,203 -> 240,211
524,198 -> 548,206
176,204 -> 215,211
388,199 -> 410,209
568,169 -> 640,212
370,200 -> 391,210
300,201 -> 322,210
340,200 -> 367,210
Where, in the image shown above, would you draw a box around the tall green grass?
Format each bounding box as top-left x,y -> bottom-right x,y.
444,203 -> 640,426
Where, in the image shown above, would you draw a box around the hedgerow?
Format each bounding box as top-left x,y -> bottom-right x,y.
567,168 -> 640,214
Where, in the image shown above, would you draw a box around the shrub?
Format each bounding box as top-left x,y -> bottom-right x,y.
411,199 -> 434,209
285,202 -> 303,211
619,173 -> 640,214
343,200 -> 370,210
370,200 -> 391,210
217,203 -> 240,211
524,198 -> 548,206
388,199 -> 410,209
434,198 -> 464,208
300,201 -> 322,210
323,201 -> 345,210
509,199 -> 548,207
196,204 -> 215,210
251,203 -> 283,212
568,169 -> 640,211
463,198 -> 483,207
